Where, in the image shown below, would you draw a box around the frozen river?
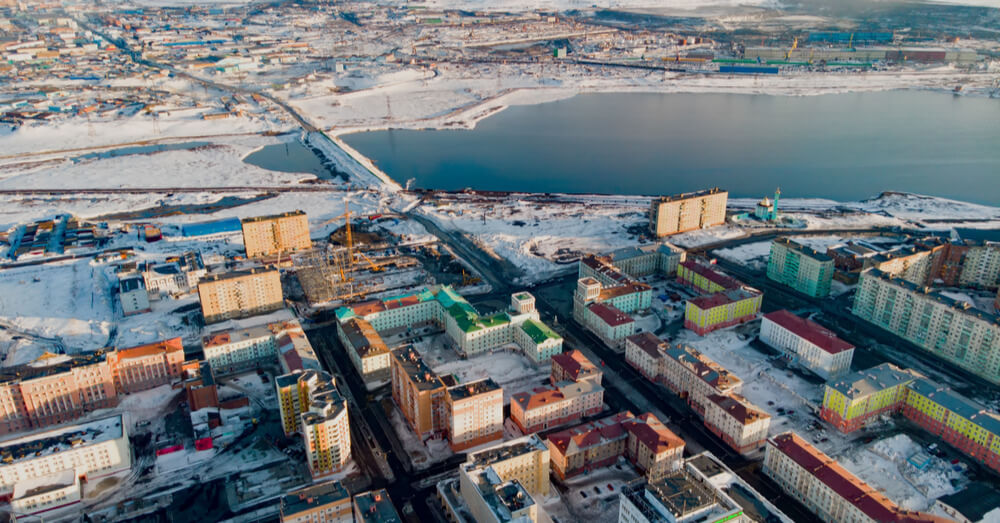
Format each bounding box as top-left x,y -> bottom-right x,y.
342,91 -> 1000,204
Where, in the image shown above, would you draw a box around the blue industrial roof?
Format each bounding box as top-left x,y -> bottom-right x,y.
181,217 -> 242,237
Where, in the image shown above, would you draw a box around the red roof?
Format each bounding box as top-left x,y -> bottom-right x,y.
706,394 -> 769,425
688,288 -> 760,310
588,303 -> 633,327
622,412 -> 684,454
117,337 -> 183,360
679,260 -> 742,290
763,310 -> 854,355
551,350 -> 597,381
546,411 -> 633,454
626,332 -> 665,359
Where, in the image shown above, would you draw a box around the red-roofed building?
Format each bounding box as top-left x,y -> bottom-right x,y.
624,332 -> 668,382
703,393 -> 771,455
761,310 -> 855,380
677,260 -> 742,293
546,411 -> 683,481
510,380 -> 604,434
550,350 -> 602,386
763,432 -> 951,523
684,287 -> 762,336
582,302 -> 636,350
112,337 -> 184,393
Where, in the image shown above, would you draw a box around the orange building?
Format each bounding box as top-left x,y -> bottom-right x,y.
111,338 -> 185,393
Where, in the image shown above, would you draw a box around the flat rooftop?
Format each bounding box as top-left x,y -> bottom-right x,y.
281,480 -> 349,518
468,434 -> 548,469
0,414 -> 124,466
391,346 -> 443,391
773,237 -> 833,261
654,187 -> 727,203
448,378 -> 500,400
241,210 -> 305,223
354,489 -> 401,523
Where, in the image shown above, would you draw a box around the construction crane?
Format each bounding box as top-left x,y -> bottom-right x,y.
357,251 -> 383,272
784,37 -> 798,61
319,198 -> 355,268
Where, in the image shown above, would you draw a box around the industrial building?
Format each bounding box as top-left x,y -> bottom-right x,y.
648,188 -> 728,237
760,310 -> 855,380
119,273 -> 151,316
767,237 -> 834,298
852,268 -> 1000,385
197,268 -> 284,323
241,210 -> 311,259
762,432 -> 948,523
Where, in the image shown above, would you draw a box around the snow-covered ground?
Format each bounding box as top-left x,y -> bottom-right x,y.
840,434 -> 966,512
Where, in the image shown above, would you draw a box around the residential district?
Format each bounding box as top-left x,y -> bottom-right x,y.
2,0 -> 1000,522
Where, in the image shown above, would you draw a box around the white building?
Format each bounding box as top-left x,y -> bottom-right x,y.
760,310 -> 855,380
119,274 -> 150,316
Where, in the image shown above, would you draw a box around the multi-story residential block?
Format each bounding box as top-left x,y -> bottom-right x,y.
584,302 -> 637,350
683,287 -> 762,336
624,332 -> 669,382
767,238 -> 834,298
459,460 -> 540,523
391,346 -> 448,441
336,286 -> 561,367
550,349 -> 602,386
119,273 -> 151,316
141,251 -> 207,296
280,480 -> 353,523
703,393 -> 771,455
760,310 -> 855,380
574,258 -> 653,321
461,435 -> 551,497
819,363 -> 921,432
241,210 -> 311,258
353,489 -> 402,523
197,268 -> 283,323
110,337 -> 184,393
11,468 -> 81,517
0,351 -> 116,435
275,368 -> 347,451
869,244 -> 945,287
958,239 -> 1000,289
337,318 -> 391,385
659,344 -> 742,417
619,452 -> 794,523
510,379 -> 604,434
649,188 -> 728,237
762,432 -> 946,523
591,244 -> 686,280
547,411 -> 683,481
0,415 -> 131,505
676,259 -> 742,294
446,378 -> 504,451
301,383 -> 351,479
852,268 -> 1000,385
202,319 -> 318,377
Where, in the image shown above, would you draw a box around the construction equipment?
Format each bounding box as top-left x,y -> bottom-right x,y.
784,37 -> 798,60
319,198 -> 355,268
461,269 -> 481,286
358,251 -> 383,272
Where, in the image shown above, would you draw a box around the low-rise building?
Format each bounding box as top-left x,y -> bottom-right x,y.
0,415 -> 131,498
760,310 -> 854,380
767,237 -> 834,298
446,378 -> 504,451
550,349 -> 602,386
141,251 -> 207,296
462,435 -> 551,497
703,394 -> 770,456
684,287 -> 762,336
337,318 -> 391,385
510,379 -> 604,434
197,268 -> 283,323
119,273 -> 151,316
660,344 -> 743,417
762,432 -> 947,523
280,480 -> 353,523
353,489 -> 402,523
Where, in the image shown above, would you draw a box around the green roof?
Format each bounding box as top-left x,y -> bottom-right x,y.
334,307 -> 355,321
520,319 -> 560,344
479,312 -> 511,328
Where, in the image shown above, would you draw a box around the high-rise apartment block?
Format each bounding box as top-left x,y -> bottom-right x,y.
852,268 -> 1000,385
241,211 -> 311,258
649,188 -> 728,237
198,268 -> 283,323
391,346 -> 449,441
275,370 -> 351,478
767,237 -> 834,298
453,436 -> 551,523
446,378 -> 504,451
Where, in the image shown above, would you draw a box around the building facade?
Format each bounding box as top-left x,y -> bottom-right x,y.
241,210 -> 311,258
649,188 -> 728,237
550,349 -> 602,386
659,344 -> 743,417
760,310 -> 854,380
683,287 -> 762,336
852,268 -> 1000,385
703,393 -> 771,456
280,480 -> 353,523
391,346 -> 447,441
446,378 -> 504,452
510,379 -> 604,434
767,238 -> 834,298
819,362 -> 920,432
337,318 -> 391,385
119,274 -> 150,316
197,268 -> 283,323
111,337 -> 185,393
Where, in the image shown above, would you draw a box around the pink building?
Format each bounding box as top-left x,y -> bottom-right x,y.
111,338 -> 185,393
510,380 -> 604,434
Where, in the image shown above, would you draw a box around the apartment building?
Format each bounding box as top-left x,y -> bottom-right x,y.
659,344 -> 743,417
280,480 -> 353,523
819,363 -> 921,432
241,210 -> 311,258
446,378 -> 504,451
574,257 -> 653,322
202,319 -> 317,377
760,310 -> 855,380
767,238 -> 835,298
301,385 -> 351,479
110,337 -> 184,393
276,369 -> 345,444
703,394 -> 771,455
459,461 -> 540,523
624,332 -> 669,381
353,489 -> 402,523
550,349 -> 602,386
197,268 -> 283,323
390,346 -> 448,440
0,415 -> 131,500
461,435 -> 551,497
649,188 -> 728,237
547,411 -> 683,481
852,268 -> 1000,385
683,287 -> 762,336
763,432 -> 947,523
11,468 -> 81,517
337,318 -> 391,385
0,351 -> 116,435
510,379 -> 604,434
677,259 -> 742,294
589,244 -> 686,280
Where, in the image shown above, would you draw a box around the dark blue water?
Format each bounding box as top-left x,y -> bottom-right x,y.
342,91 -> 1000,204
244,140 -> 328,176
73,141 -> 211,162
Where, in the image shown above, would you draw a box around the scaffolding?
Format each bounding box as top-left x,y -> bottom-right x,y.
295,245 -> 360,305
